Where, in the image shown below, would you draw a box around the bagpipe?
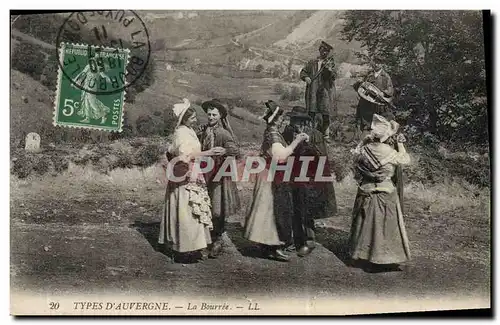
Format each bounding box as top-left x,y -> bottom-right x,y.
357,81 -> 397,110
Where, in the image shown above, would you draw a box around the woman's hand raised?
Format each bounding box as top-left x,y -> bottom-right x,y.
208,146 -> 226,156
295,132 -> 310,143
396,133 -> 407,143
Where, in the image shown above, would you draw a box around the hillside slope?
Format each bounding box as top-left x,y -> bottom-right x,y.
275,11 -> 344,48
234,11 -> 315,47
273,10 -> 363,63
10,69 -> 55,147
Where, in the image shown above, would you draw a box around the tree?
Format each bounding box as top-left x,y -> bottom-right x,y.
341,10 -> 488,145
271,64 -> 284,79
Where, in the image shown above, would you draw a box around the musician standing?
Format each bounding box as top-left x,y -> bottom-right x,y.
353,60 -> 395,132
353,62 -> 405,214
283,106 -> 338,257
300,41 -> 337,143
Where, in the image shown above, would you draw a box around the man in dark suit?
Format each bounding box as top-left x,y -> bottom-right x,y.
283,106 -> 338,257
300,41 -> 337,143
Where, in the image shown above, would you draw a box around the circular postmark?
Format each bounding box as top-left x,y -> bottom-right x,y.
55,10 -> 151,95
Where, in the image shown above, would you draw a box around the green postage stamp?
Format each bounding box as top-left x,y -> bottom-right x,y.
53,43 -> 130,132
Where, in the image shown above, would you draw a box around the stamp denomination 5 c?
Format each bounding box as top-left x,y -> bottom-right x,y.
53,43 -> 130,132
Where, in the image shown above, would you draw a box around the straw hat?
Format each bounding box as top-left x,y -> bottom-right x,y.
173,98 -> 191,127
370,114 -> 399,143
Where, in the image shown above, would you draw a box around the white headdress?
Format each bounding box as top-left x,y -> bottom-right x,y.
370,114 -> 399,143
173,98 -> 191,127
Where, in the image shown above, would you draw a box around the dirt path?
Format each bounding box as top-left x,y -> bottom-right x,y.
11,29 -> 56,50
10,188 -> 490,306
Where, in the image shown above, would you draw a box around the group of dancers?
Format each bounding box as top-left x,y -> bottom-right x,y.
158,40 -> 412,273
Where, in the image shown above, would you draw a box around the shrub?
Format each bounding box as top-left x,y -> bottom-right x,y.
11,150 -> 68,178
115,153 -> 134,169
274,83 -> 285,95
136,114 -> 165,136
163,109 -> 178,135
271,65 -> 284,78
12,152 -> 36,179
280,89 -> 290,101
328,146 -> 356,182
289,86 -> 302,101
52,155 -> 70,173
33,155 -> 52,175
11,41 -> 46,80
135,144 -> 161,168
40,53 -> 58,90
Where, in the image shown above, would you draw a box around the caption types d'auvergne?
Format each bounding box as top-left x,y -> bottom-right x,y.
72,301 -> 261,311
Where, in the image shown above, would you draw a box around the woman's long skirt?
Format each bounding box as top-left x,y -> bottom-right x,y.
158,185 -> 212,253
349,189 -> 411,264
243,173 -> 293,246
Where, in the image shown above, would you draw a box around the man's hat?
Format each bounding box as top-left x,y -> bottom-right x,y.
261,100 -> 284,124
201,99 -> 228,118
286,106 -> 311,120
319,40 -> 333,51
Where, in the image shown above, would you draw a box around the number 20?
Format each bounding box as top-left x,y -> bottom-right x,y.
49,302 -> 60,310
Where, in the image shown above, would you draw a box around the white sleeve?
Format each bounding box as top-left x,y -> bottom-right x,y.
169,128 -> 200,163
270,142 -> 293,162
393,151 -> 411,165
391,144 -> 411,165
351,140 -> 363,155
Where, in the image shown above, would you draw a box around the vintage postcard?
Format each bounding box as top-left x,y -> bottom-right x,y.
10,10 -> 491,316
